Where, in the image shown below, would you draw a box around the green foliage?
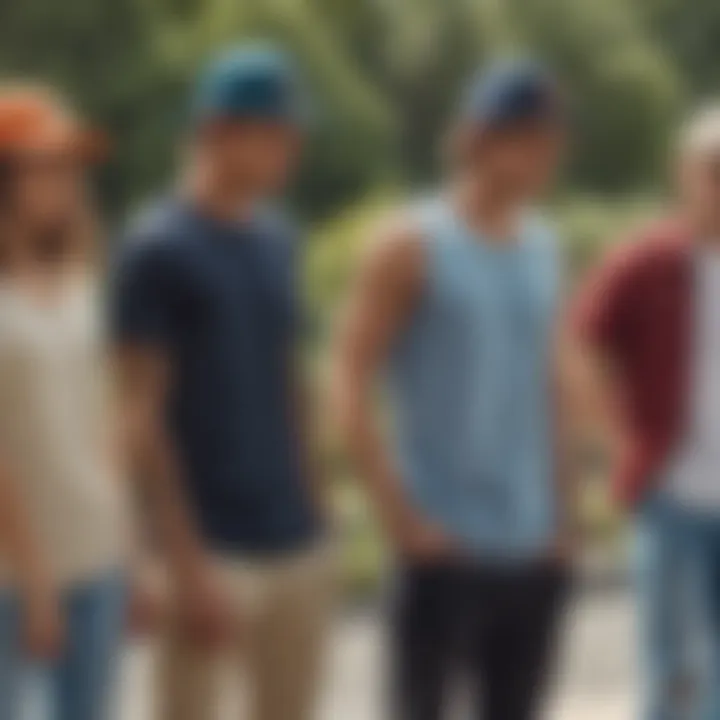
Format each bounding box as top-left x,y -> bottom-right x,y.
0,0 -> 717,219
305,191 -> 398,329
4,0 -> 716,589
639,0 -> 720,99
0,0 -> 183,217
551,195 -> 660,282
503,0 -> 680,193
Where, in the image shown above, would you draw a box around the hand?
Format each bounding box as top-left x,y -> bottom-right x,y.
388,510 -> 456,562
174,560 -> 235,650
127,566 -> 166,639
24,590 -> 64,660
545,527 -> 578,568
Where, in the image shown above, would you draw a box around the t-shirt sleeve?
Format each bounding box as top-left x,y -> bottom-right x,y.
287,225 -> 310,339
110,234 -> 176,349
571,243 -> 643,354
262,205 -> 309,339
530,215 -> 565,320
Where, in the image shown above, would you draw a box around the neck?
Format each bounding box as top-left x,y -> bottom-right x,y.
182,157 -> 256,223
450,171 -> 524,242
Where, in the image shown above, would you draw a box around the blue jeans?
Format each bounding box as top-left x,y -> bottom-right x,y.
636,495 -> 720,720
0,570 -> 126,720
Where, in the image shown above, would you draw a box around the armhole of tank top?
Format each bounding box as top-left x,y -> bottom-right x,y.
411,200 -> 447,304
530,216 -> 563,306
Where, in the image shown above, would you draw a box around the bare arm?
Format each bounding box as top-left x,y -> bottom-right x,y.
115,345 -> 235,647
331,219 -> 452,558
559,331 -> 627,469
552,325 -> 588,557
115,346 -> 207,586
286,346 -> 331,523
0,459 -> 63,656
0,461 -> 53,599
567,243 -> 642,469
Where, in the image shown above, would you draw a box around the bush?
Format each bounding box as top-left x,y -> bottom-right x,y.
552,194 -> 661,283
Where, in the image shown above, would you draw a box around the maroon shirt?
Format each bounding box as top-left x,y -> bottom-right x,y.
573,219 -> 694,507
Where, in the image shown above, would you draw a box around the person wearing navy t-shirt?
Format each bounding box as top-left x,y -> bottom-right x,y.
111,44 -> 332,720
333,61 -> 570,720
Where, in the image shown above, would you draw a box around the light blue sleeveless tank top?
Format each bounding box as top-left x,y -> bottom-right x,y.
388,197 -> 561,560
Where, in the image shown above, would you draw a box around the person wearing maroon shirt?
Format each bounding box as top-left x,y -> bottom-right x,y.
573,106 -> 720,720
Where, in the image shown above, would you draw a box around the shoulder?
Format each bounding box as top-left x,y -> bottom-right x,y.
254,204 -> 301,238
598,217 -> 690,281
0,286 -> 19,331
369,195 -> 451,264
253,204 -> 304,257
361,208 -> 428,289
0,286 -> 40,353
124,197 -> 188,245
114,200 -> 191,280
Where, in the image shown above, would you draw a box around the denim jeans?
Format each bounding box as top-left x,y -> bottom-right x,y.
636,495 -> 720,720
0,570 -> 126,720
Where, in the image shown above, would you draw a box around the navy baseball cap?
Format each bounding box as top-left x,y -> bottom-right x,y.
460,60 -> 564,130
190,43 -> 310,127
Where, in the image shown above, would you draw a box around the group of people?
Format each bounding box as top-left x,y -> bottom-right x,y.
0,38 -> 718,720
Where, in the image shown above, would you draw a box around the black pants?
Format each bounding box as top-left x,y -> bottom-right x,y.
390,559 -> 569,720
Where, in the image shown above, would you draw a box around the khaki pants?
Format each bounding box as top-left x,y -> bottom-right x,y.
155,544 -> 335,720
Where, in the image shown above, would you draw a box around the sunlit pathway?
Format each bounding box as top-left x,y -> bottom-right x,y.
120,589 -> 636,720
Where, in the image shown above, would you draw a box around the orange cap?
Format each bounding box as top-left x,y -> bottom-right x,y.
0,85 -> 108,161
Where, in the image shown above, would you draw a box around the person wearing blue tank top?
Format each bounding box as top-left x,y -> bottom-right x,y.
333,60 -> 572,719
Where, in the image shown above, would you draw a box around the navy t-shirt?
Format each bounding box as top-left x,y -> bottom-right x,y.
111,198 -> 319,555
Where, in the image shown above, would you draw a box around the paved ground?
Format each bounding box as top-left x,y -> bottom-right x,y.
121,588 -> 637,719
550,590 -> 637,719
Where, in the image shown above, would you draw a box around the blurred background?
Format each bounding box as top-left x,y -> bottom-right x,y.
3,0 -> 714,220
2,0 -> 719,716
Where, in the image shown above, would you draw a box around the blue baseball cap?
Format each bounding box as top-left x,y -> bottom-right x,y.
190,43 -> 310,127
460,60 -> 564,130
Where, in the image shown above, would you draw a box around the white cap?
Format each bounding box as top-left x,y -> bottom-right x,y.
680,104 -> 720,157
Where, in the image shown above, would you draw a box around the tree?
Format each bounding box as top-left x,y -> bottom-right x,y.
155,0 -> 397,220
639,0 -> 720,101
0,0 -> 183,218
0,0 -> 700,217
504,0 -> 680,193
